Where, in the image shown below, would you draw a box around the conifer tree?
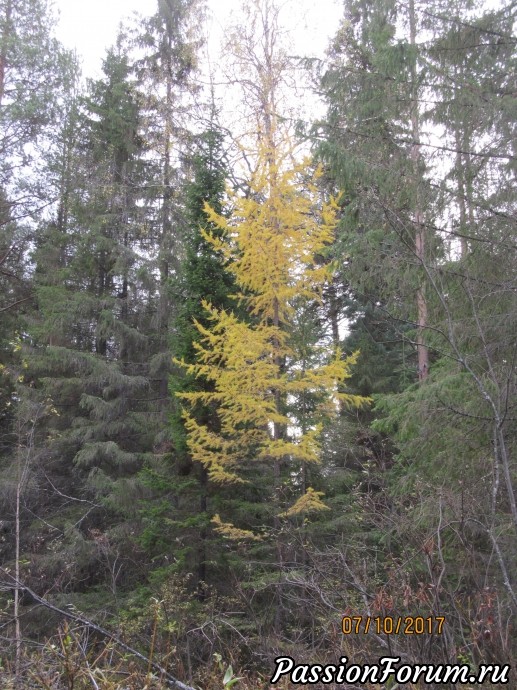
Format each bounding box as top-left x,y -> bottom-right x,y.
0,0 -> 69,218
135,0 -> 202,419
168,2 -> 369,640
316,0 -> 517,659
18,43 -> 158,609
174,130 -> 369,641
0,0 -> 88,665
177,141 -> 365,510
0,0 -> 74,417
317,0 -> 441,386
141,127 -> 236,593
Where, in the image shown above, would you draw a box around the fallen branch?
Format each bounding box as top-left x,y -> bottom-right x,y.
0,568 -> 197,690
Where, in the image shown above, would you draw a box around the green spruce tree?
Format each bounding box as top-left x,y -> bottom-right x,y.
141,127 -> 237,597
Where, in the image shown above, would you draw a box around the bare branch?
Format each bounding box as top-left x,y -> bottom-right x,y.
0,568 -> 197,690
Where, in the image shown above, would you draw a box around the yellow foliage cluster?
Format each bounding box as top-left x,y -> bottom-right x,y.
281,487 -> 331,517
202,150 -> 338,324
211,514 -> 262,541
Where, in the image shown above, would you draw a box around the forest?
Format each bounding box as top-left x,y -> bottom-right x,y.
0,0 -> 516,687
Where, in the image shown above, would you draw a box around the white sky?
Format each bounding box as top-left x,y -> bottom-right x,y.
52,0 -> 343,79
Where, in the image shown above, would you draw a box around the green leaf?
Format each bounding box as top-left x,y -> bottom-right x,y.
223,665 -> 233,686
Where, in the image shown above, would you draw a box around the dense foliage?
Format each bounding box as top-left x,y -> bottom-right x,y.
0,0 -> 515,687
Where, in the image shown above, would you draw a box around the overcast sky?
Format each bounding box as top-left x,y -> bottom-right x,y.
53,0 -> 342,79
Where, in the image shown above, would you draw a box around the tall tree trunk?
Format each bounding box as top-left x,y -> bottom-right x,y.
272,295 -> 284,633
13,411 -> 38,686
453,64 -> 472,260
455,141 -> 468,259
196,465 -> 208,600
0,0 -> 12,108
158,46 -> 174,416
409,0 -> 428,382
14,470 -> 21,685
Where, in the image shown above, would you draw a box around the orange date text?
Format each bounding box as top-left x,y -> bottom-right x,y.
341,616 -> 445,635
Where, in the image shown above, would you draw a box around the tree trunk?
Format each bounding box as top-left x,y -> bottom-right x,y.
14,473 -> 21,685
0,0 -> 12,108
272,295 -> 284,633
409,0 -> 428,382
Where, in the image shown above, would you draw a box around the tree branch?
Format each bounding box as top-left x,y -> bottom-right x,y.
0,568 -> 197,690
0,295 -> 33,313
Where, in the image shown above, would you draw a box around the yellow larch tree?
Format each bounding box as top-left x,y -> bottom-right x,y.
176,139 -> 369,514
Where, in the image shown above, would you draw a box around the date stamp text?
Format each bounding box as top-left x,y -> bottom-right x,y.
341,615 -> 445,635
